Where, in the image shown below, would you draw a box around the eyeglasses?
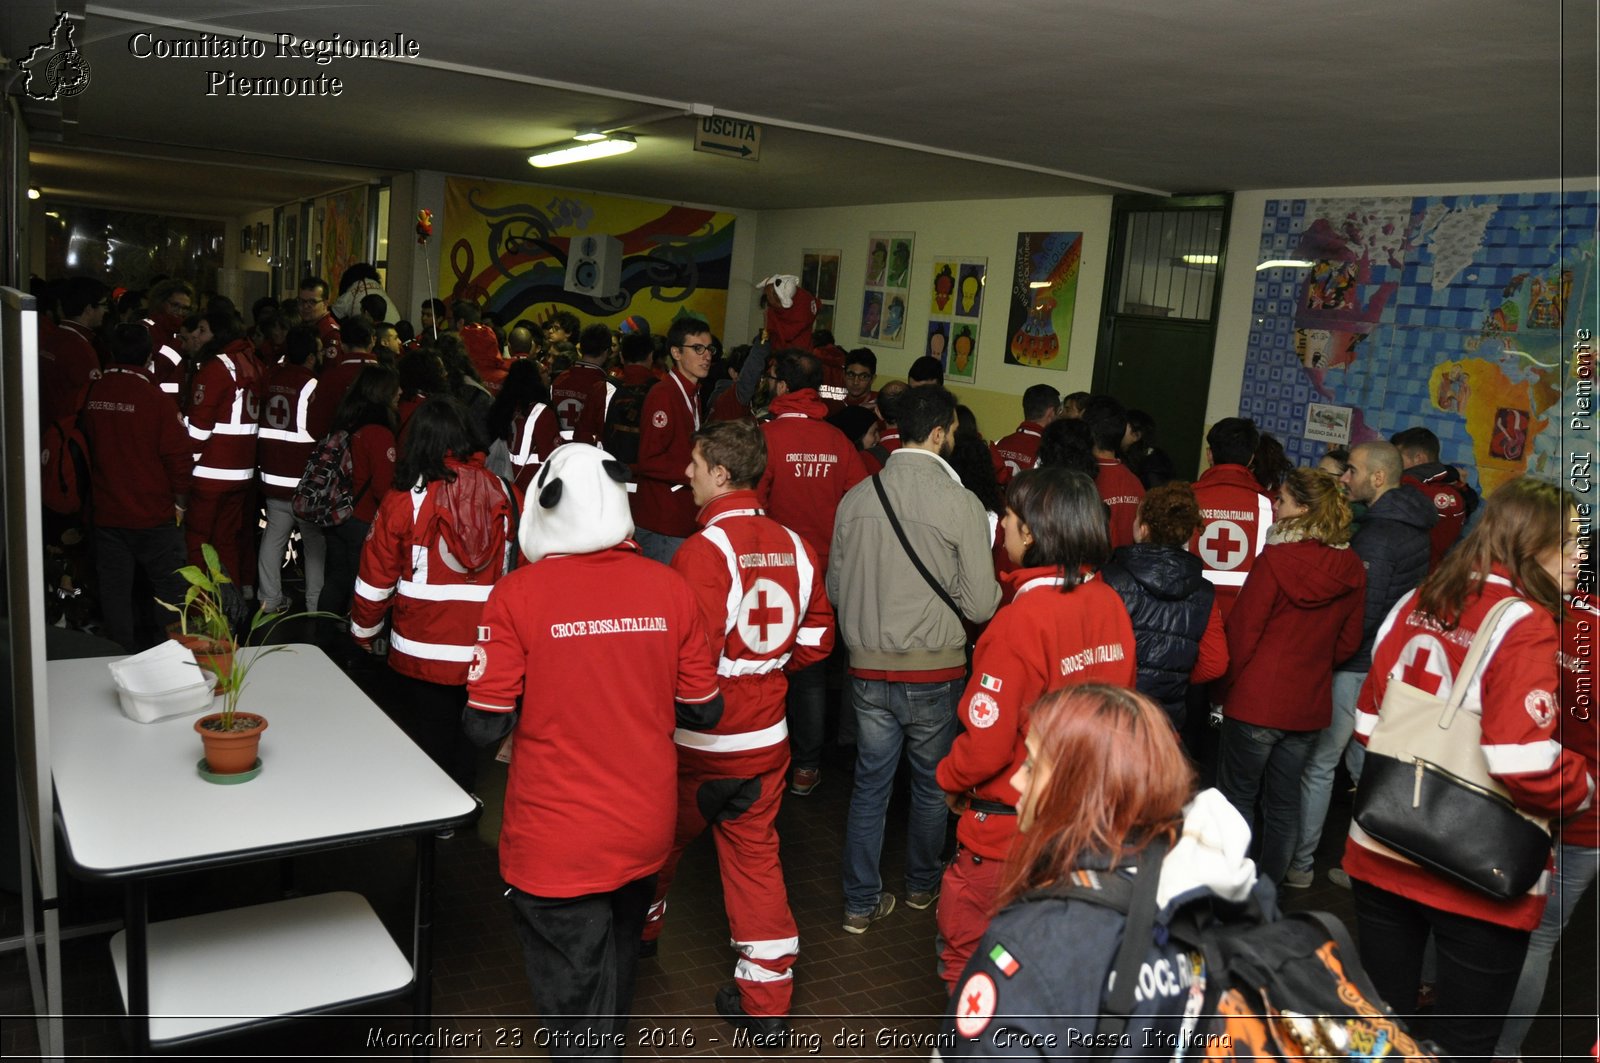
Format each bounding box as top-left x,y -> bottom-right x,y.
675,343 -> 714,355
844,370 -> 872,380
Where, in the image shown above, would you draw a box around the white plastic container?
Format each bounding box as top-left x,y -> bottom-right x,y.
109,641 -> 217,724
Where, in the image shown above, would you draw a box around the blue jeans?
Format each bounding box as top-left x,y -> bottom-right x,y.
1495,841 -> 1600,1058
841,677 -> 960,916
1292,669 -> 1368,874
1217,718 -> 1317,884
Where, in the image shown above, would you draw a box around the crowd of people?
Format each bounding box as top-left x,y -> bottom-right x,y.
32,265 -> 1594,1060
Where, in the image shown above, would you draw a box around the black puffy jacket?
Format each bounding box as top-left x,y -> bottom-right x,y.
1100,544 -> 1215,719
1342,485 -> 1436,671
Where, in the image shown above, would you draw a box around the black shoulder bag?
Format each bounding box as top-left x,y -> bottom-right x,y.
871,473 -> 965,623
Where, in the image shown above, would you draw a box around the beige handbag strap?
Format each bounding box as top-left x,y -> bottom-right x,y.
1437,596 -> 1522,730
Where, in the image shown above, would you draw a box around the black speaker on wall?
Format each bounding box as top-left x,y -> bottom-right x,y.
563,234 -> 623,297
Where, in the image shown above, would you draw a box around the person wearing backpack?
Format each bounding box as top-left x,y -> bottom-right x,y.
940,684 -> 1271,1057
81,323 -> 194,651
487,359 -> 559,493
595,330 -> 659,464
256,324 -> 325,614
319,364 -> 399,617
351,397 -> 518,791
1346,478 -> 1593,1059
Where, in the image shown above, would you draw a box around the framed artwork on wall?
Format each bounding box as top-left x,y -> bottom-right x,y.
1005,231 -> 1083,371
926,256 -> 986,383
801,248 -> 841,335
860,231 -> 914,348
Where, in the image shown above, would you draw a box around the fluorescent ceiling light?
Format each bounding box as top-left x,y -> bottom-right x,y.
27,187 -> 41,200
1180,253 -> 1218,265
1256,259 -> 1314,271
572,129 -> 608,142
528,132 -> 636,168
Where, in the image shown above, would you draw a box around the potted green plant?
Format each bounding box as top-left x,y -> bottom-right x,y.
159,543 -> 336,777
162,544 -> 236,693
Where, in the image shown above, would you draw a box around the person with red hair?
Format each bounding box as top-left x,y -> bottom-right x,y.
941,685 -> 1266,1056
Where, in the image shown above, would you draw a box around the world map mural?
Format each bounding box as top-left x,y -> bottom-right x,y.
1240,192 -> 1596,499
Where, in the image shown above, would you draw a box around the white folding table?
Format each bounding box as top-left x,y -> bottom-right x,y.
48,644 -> 478,1054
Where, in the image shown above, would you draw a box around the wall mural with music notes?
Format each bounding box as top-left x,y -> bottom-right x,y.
440,177 -> 736,336
1005,231 -> 1083,372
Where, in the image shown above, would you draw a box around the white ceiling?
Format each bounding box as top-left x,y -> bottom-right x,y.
8,0 -> 1597,216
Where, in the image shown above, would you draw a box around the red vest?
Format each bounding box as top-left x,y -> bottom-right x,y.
670,491 -> 834,745
257,363 -> 318,500
506,402 -> 560,493
185,341 -> 263,496
350,460 -> 518,684
1348,574 -> 1592,930
1187,463 -> 1274,621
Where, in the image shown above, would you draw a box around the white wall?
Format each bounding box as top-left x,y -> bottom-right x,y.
753,195 -> 1113,436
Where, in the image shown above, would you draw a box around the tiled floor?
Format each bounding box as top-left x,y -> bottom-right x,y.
2,650 -> 1593,1059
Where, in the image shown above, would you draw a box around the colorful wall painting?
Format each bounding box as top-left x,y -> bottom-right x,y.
440,177 -> 735,337
860,231 -> 914,348
927,256 -> 987,384
318,185 -> 368,292
1241,192 -> 1597,499
801,248 -> 841,334
1005,231 -> 1083,371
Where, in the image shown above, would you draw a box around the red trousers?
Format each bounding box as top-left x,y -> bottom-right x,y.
642,742 -> 797,1018
936,845 -> 1008,988
185,488 -> 250,584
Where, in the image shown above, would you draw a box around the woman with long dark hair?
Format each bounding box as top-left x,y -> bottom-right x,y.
941,685 -> 1266,1055
319,363 -> 399,616
1346,477 -> 1590,1059
1217,466 -> 1363,886
351,396 -> 519,791
933,466 -> 1136,987
487,359 -> 560,493
949,405 -> 1008,576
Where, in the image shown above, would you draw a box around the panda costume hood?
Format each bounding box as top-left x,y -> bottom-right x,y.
519,443 -> 635,564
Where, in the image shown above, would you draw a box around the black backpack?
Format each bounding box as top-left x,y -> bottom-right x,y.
1045,841 -> 1444,1061
292,429 -> 365,526
600,378 -> 655,465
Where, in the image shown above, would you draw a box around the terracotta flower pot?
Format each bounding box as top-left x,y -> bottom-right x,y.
195,712 -> 268,775
168,629 -> 234,694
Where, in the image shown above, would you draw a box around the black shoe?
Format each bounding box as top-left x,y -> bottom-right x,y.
637,938 -> 658,960
714,984 -> 788,1043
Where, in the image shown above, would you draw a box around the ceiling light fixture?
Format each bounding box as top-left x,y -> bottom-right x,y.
528,132 -> 636,168
1256,259 -> 1314,271
1180,253 -> 1218,266
28,187 -> 42,200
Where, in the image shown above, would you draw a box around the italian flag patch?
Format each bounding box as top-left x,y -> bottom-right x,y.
989,943 -> 1020,977
979,673 -> 1003,693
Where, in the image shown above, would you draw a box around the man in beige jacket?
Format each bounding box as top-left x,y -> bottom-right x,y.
828,385 -> 1001,933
